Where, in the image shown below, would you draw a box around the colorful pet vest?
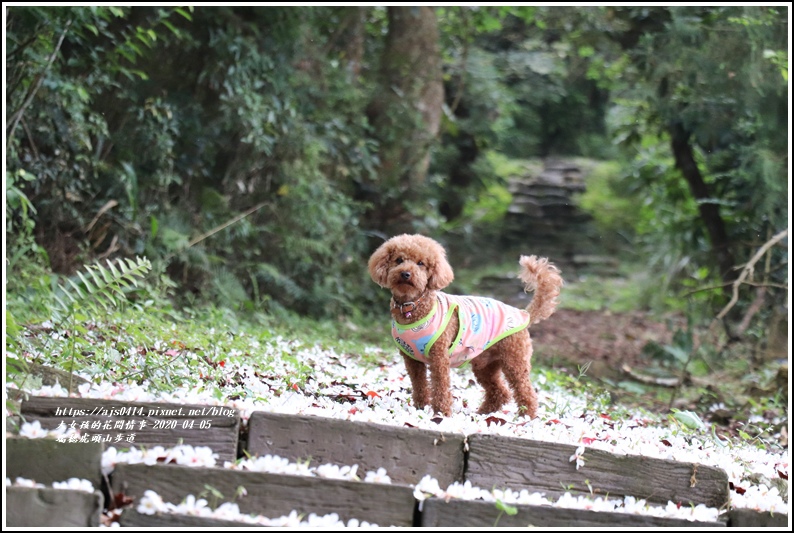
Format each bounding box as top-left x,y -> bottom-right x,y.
391,292 -> 531,367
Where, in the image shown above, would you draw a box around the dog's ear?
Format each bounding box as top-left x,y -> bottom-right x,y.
427,249 -> 454,290
368,242 -> 392,287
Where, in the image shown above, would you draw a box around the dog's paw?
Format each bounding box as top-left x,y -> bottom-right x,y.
515,404 -> 537,418
412,393 -> 429,409
432,400 -> 453,417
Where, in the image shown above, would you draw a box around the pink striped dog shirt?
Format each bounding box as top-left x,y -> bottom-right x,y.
392,292 -> 530,367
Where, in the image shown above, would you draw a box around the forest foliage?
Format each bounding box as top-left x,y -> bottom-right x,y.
5,6 -> 789,348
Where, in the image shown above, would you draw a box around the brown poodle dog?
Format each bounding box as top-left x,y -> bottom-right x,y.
368,234 -> 563,418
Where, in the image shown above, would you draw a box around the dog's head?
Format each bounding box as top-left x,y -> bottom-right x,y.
368,234 -> 454,300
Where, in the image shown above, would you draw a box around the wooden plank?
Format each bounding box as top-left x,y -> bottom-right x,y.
5,436 -> 104,488
20,396 -> 240,463
120,508 -> 382,527
724,509 -> 789,528
466,434 -> 729,508
246,411 -> 465,486
5,486 -> 104,527
420,497 -> 726,527
120,510 -> 259,527
111,463 -> 416,527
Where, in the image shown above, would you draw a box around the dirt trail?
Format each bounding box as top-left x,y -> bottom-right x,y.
530,307 -> 685,378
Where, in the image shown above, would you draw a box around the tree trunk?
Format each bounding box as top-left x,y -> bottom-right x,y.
342,8 -> 365,80
364,6 -> 445,231
669,122 -> 736,283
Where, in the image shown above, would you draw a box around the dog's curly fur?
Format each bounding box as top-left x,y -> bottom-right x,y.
368,234 -> 563,418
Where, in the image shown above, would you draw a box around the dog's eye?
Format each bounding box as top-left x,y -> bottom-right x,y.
417,261 -> 425,266
395,257 -> 404,265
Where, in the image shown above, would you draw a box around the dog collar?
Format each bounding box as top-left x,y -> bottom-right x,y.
391,291 -> 428,318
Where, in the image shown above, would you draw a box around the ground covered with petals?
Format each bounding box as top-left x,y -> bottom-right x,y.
7,309 -> 789,524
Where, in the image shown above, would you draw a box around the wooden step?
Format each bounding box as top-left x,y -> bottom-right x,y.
420,497 -> 726,527
466,434 -> 730,508
20,396 -> 240,463
5,436 -> 103,489
120,510 -> 269,527
111,463 -> 416,527
246,410 -> 465,486
10,397 -> 785,527
5,486 -> 104,527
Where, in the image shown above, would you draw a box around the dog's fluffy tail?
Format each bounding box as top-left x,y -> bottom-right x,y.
518,255 -> 564,325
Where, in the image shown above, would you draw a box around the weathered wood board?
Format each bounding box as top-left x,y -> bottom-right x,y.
5,486 -> 104,527
723,509 -> 789,528
120,510 -> 263,527
5,436 -> 104,488
466,434 -> 730,508
20,396 -> 240,462
246,410 -> 465,486
111,463 -> 416,527
420,497 -> 727,527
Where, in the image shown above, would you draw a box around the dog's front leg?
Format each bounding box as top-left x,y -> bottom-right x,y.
402,353 -> 430,409
427,345 -> 452,416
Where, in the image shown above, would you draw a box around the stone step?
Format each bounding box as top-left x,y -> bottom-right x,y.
506,204 -> 591,220
507,185 -> 577,199
503,159 -> 607,278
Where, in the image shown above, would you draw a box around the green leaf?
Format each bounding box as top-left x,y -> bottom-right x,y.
118,48 -> 136,63
495,499 -> 518,515
711,425 -> 729,447
99,264 -> 113,284
175,7 -> 193,21
160,19 -> 179,36
136,32 -> 153,48
672,409 -> 706,431
5,310 -> 20,339
76,270 -> 97,294
662,344 -> 689,364
76,86 -> 90,103
150,215 -> 159,239
53,293 -> 71,313
66,278 -> 86,299
107,259 -> 121,278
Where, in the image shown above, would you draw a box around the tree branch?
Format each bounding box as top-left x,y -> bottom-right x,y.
683,279 -> 788,297
6,19 -> 73,142
186,201 -> 268,249
715,229 -> 788,322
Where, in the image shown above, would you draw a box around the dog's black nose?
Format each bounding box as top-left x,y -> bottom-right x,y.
401,271 -> 411,280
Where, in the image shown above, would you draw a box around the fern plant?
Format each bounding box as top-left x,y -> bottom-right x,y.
54,257 -> 152,318
52,256 -> 152,393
